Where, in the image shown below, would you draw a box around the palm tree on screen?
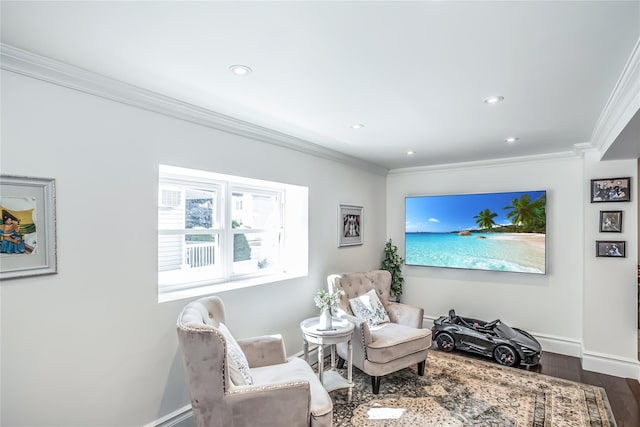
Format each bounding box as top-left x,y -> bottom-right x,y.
504,195 -> 536,232
474,209 -> 498,231
530,193 -> 546,233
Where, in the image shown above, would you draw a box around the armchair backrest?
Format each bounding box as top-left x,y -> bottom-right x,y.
327,270 -> 392,315
179,295 -> 226,327
176,296 -> 232,426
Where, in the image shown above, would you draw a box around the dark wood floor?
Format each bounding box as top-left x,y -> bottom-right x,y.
527,351 -> 640,427
440,348 -> 640,427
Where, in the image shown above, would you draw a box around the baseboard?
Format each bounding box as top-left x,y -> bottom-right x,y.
422,315 -> 438,329
582,350 -> 640,379
534,333 -> 582,357
292,344 -> 326,364
424,316 -> 640,379
144,404 -> 192,427
423,316 -> 582,357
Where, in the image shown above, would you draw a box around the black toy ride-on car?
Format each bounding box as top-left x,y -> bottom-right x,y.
432,309 -> 542,367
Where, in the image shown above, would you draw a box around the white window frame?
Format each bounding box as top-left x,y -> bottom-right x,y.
227,185 -> 284,279
158,164 -> 308,302
158,177 -> 223,286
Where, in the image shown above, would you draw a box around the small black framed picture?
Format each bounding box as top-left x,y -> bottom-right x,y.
596,240 -> 626,257
590,177 -> 631,202
599,211 -> 622,232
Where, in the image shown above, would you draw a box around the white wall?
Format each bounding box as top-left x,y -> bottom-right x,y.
3,65 -> 638,427
387,155 -> 639,377
582,152 -> 638,376
0,70 -> 387,426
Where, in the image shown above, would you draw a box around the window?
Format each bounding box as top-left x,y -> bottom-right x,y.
160,189 -> 182,208
158,165 -> 308,301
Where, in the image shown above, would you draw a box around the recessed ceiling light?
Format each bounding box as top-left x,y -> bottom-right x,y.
483,95 -> 504,104
505,137 -> 520,143
230,65 -> 252,76
351,123 -> 365,129
407,151 -> 416,155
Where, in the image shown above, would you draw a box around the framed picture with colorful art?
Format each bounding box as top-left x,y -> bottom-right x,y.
338,204 -> 363,247
0,175 -> 57,279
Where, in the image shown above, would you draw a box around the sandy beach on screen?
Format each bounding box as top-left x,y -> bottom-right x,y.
487,232 -> 545,249
485,233 -> 546,272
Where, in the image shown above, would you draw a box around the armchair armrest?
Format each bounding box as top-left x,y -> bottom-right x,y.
336,309 -> 372,345
238,334 -> 287,368
335,309 -> 372,367
386,302 -> 424,329
227,380 -> 312,426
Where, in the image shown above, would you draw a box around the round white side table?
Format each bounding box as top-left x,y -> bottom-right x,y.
300,317 -> 354,393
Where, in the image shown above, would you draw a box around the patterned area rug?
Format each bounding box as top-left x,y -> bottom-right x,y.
329,350 -> 616,426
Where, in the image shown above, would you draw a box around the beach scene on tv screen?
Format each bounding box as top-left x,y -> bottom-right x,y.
405,191 -> 546,274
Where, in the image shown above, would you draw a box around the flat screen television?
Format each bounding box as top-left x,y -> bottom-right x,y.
405,190 -> 546,274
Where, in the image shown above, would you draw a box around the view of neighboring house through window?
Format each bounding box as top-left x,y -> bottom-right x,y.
159,181 -> 222,287
158,165 -> 308,297
231,188 -> 282,276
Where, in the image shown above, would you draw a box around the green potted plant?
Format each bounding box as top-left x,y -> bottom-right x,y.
381,239 -> 404,300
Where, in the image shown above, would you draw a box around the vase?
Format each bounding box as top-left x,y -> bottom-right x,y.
319,308 -> 332,330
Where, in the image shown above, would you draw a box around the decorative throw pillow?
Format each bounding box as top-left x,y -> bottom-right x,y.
349,289 -> 390,327
217,323 -> 253,385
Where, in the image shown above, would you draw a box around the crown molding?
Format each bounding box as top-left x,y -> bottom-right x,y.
0,43 -> 388,176
387,150 -> 580,176
572,142 -> 598,158
590,37 -> 640,157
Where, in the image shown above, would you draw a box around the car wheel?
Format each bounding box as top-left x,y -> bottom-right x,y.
493,345 -> 519,367
436,332 -> 455,352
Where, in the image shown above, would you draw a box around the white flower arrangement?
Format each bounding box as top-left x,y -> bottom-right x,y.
314,288 -> 345,312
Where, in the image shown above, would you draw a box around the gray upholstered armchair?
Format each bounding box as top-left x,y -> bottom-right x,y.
177,296 -> 332,427
327,270 -> 432,394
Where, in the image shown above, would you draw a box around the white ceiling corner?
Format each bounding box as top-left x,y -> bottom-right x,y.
590,38 -> 640,157
1,1 -> 639,169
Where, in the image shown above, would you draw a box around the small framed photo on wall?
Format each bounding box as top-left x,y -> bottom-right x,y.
596,240 -> 626,258
338,204 -> 363,247
599,211 -> 622,232
590,177 -> 631,202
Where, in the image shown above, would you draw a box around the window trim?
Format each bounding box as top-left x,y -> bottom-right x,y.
158,164 -> 308,302
225,184 -> 284,280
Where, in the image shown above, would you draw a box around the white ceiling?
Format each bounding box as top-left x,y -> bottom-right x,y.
2,1 -> 639,170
